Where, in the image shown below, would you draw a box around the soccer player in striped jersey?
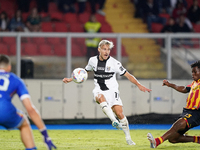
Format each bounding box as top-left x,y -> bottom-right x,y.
147,60 -> 200,148
63,39 -> 151,145
0,55 -> 56,150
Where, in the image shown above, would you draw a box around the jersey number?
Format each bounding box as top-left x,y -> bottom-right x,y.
115,92 -> 118,101
0,76 -> 10,91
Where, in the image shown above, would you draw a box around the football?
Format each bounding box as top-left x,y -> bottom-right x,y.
72,68 -> 88,83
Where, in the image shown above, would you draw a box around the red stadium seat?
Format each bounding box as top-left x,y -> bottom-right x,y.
54,44 -> 66,56
9,44 -> 16,55
21,37 -> 32,44
38,44 -> 53,55
78,12 -> 90,24
95,14 -> 106,24
100,23 -> 112,33
63,13 -> 78,23
193,24 -> 200,33
32,37 -> 46,44
69,23 -> 84,32
2,37 -> 16,44
22,13 -> 29,22
0,43 -> 9,55
49,2 -> 59,13
72,44 -> 82,56
151,23 -> 163,33
41,22 -> 54,32
29,0 -> 37,10
50,12 -> 63,21
0,1 -> 15,11
159,13 -> 170,23
54,22 -> 68,32
23,43 -> 38,55
46,37 -> 61,45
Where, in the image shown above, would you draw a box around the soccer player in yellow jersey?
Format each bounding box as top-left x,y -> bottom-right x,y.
147,60 -> 200,148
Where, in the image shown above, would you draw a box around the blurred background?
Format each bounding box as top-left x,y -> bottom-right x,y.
0,0 -> 200,124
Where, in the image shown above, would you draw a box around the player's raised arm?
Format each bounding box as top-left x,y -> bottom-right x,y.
62,77 -> 73,84
123,71 -> 151,92
163,79 -> 189,93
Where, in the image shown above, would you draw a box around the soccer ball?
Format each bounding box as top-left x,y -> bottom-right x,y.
72,68 -> 88,83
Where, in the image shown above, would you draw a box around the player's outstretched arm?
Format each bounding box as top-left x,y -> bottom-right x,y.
163,79 -> 188,93
22,98 -> 57,150
63,78 -> 73,84
124,71 -> 151,92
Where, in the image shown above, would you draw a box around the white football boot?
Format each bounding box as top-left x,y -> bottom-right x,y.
112,120 -> 122,129
126,137 -> 136,145
147,133 -> 157,148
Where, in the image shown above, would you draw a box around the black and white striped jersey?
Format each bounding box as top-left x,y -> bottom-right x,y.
85,55 -> 126,91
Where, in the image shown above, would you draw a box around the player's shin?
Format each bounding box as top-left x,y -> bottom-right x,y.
119,117 -> 130,138
100,102 -> 117,122
120,117 -> 136,145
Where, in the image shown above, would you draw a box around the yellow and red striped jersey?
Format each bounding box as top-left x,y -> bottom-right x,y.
186,79 -> 200,110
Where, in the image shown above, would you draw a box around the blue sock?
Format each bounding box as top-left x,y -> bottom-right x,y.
25,147 -> 37,150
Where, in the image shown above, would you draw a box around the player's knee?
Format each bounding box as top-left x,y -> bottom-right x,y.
95,94 -> 106,104
19,119 -> 29,129
115,112 -> 124,119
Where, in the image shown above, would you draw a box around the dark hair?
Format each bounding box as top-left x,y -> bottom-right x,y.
0,54 -> 10,65
191,60 -> 200,68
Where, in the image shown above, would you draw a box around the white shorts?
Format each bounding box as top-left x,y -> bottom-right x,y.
93,89 -> 123,108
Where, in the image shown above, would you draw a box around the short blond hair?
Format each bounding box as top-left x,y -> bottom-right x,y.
98,40 -> 114,49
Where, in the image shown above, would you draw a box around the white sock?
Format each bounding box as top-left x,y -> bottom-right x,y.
100,102 -> 117,122
119,117 -> 131,139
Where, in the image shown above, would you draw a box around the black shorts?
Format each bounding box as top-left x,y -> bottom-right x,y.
178,108 -> 200,135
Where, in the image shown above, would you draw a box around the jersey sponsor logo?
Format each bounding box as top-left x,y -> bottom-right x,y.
97,67 -> 105,70
94,73 -> 113,79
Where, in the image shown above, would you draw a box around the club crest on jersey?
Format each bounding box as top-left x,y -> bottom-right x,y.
106,66 -> 111,71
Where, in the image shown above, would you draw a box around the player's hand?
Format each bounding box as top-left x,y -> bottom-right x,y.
63,78 -> 73,83
41,129 -> 56,150
43,136 -> 57,150
138,84 -> 152,92
163,79 -> 170,86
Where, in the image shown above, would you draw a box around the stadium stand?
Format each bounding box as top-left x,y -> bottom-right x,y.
38,44 -> 53,55
41,22 -> 54,32
54,44 -> 66,56
69,23 -> 84,32
151,23 -> 164,33
23,43 -> 38,56
0,43 -> 9,55
63,13 -> 78,23
2,37 -> 16,45
50,12 -> 63,22
54,22 -> 68,32
9,44 -> 16,55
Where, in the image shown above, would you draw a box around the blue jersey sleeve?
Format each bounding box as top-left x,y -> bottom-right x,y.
15,76 -> 30,101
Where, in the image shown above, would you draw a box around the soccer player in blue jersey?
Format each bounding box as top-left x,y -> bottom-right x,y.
0,55 -> 56,150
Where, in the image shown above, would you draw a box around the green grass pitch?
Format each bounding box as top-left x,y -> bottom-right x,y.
0,129 -> 200,150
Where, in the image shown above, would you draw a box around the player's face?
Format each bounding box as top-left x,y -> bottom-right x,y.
98,44 -> 111,61
192,66 -> 200,81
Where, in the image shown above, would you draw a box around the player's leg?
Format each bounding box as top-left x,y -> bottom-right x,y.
147,118 -> 188,148
18,116 -> 37,150
112,105 -> 135,145
96,94 -> 118,122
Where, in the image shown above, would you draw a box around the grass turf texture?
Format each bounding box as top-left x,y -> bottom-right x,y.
0,130 -> 200,150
